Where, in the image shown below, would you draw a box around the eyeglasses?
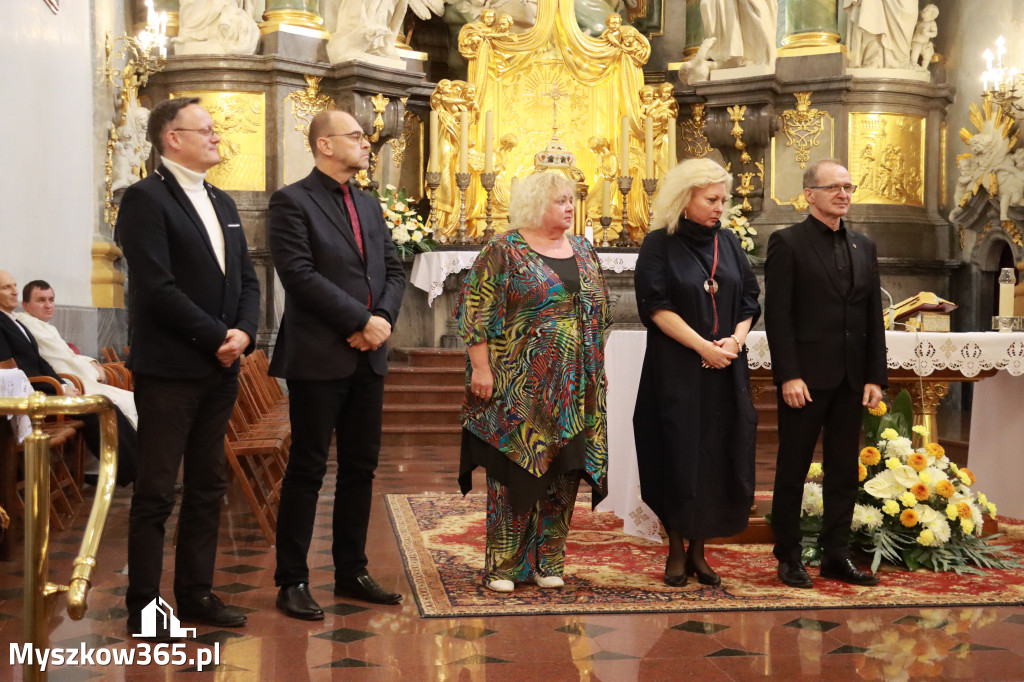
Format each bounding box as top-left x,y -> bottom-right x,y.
173,127 -> 217,138
807,183 -> 858,195
325,131 -> 368,143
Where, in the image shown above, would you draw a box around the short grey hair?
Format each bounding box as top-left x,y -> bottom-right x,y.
651,158 -> 732,234
803,158 -> 845,188
507,171 -> 575,230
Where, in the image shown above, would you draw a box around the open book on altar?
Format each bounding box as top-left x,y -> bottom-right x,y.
886,292 -> 958,331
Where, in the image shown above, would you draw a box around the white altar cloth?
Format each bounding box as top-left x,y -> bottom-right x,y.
410,249 -> 639,306
597,330 -> 1024,540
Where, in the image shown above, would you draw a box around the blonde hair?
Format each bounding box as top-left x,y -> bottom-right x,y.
507,171 -> 575,230
651,158 -> 732,234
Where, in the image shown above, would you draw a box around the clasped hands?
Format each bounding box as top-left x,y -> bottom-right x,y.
699,336 -> 741,370
347,315 -> 391,352
216,328 -> 251,368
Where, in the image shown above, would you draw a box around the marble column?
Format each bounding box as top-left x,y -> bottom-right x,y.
260,0 -> 328,37
778,0 -> 841,54
683,0 -> 705,60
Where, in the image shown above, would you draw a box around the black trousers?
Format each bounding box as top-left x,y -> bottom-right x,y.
81,407 -> 138,487
274,355 -> 384,587
126,371 -> 239,617
771,382 -> 862,563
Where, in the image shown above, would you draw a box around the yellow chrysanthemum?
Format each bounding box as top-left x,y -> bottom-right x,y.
957,502 -> 972,520
988,502 -> 998,518
946,503 -> 958,520
978,493 -> 988,505
807,462 -> 823,479
886,457 -> 903,470
925,442 -> 945,458
912,424 -> 929,437
882,499 -> 900,516
860,447 -> 881,466
911,483 -> 930,501
961,468 -> 976,486
900,509 -> 920,527
908,452 -> 928,472
858,463 -> 867,482
868,401 -> 888,417
949,462 -> 960,474
919,471 -> 932,485
962,519 -> 975,535
958,470 -> 972,485
935,480 -> 955,498
880,428 -> 899,441
900,491 -> 918,508
917,529 -> 935,546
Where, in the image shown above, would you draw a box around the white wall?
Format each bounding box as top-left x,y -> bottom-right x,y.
0,0 -> 99,306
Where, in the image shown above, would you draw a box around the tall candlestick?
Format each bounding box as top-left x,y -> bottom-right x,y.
667,116 -> 677,166
484,110 -> 494,174
999,267 -> 1015,317
459,111 -> 469,174
601,179 -> 610,217
644,116 -> 654,178
620,116 -> 629,174
428,110 -> 439,173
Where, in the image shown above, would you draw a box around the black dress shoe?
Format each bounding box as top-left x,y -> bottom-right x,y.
663,572 -> 688,587
177,593 -> 247,628
820,556 -> 880,586
276,583 -> 324,620
778,560 -> 814,588
334,573 -> 403,605
685,556 -> 722,587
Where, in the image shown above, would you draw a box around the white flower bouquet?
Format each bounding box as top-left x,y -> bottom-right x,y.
794,390 -> 1020,574
724,203 -> 758,257
372,184 -> 436,258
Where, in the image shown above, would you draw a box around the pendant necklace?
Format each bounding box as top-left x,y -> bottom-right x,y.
681,231 -> 721,335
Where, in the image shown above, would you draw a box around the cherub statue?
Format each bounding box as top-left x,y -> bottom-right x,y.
908,3 -> 939,71
174,0 -> 260,56
111,105 -> 152,191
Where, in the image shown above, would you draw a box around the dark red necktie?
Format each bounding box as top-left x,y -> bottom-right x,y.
339,183 -> 365,259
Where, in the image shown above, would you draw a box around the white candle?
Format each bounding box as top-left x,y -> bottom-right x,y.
619,116 -> 629,175
585,220 -> 594,244
428,110 -> 439,173
459,111 -> 469,174
484,110 -> 494,174
985,49 -> 994,72
644,116 -> 654,178
667,116 -> 677,165
999,267 -> 1015,317
601,179 -> 610,217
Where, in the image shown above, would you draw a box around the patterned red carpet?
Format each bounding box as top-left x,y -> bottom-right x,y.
386,493 -> 1024,618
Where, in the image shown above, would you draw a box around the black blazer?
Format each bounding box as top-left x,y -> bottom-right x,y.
267,170 -> 406,380
116,164 -> 260,379
0,314 -> 62,394
764,216 -> 887,391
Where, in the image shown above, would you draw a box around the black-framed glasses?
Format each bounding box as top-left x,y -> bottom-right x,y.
325,131 -> 368,143
173,127 -> 217,138
807,183 -> 858,194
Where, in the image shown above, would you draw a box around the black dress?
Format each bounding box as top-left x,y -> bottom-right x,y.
633,219 -> 761,539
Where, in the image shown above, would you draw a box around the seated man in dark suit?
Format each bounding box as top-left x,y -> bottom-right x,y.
0,269 -> 137,486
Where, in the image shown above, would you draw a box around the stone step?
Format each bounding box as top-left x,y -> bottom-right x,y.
383,404 -> 461,427
384,384 -> 464,404
381,424 -> 461,447
385,366 -> 465,387
392,347 -> 465,368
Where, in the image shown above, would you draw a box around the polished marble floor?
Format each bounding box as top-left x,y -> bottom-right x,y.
2,444 -> 1024,681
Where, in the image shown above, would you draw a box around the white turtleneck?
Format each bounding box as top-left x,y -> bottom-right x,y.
161,156 -> 226,274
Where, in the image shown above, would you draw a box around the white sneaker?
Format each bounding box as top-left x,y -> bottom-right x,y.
533,575 -> 564,588
487,579 -> 514,592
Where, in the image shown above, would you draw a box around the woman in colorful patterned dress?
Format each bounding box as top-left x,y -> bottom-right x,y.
633,158 -> 761,587
456,171 -> 610,593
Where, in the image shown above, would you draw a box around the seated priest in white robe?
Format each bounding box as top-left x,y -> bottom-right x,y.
16,279 -> 138,428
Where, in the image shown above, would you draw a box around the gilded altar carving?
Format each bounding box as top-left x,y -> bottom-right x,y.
849,112 -> 925,207
778,92 -> 827,169
171,90 -> 266,191
285,75 -> 334,153
388,104 -> 418,170
680,103 -> 711,159
727,105 -> 750,164
430,0 -> 653,240
951,99 -> 1023,224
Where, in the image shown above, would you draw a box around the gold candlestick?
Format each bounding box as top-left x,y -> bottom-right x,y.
426,171 -> 443,244
455,172 -> 471,245
479,171 -> 496,244
599,216 -> 612,248
616,176 -> 635,247
642,177 -> 658,231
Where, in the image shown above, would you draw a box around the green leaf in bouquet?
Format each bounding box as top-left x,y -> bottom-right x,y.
888,389 -> 913,437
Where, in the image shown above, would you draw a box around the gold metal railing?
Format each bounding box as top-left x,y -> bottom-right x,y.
0,391 -> 118,682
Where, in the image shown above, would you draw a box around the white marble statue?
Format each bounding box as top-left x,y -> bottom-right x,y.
951,126 -> 1024,223
328,0 -> 444,64
996,148 -> 1024,222
678,37 -> 716,85
173,0 -> 260,56
111,105 -> 152,192
908,3 -> 939,71
700,0 -> 778,69
843,0 -> 917,69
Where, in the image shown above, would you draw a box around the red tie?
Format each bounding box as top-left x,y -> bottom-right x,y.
339,183 -> 365,259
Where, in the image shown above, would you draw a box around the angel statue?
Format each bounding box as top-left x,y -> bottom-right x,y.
111,105 -> 152,191
327,0 -> 444,63
173,0 -> 260,56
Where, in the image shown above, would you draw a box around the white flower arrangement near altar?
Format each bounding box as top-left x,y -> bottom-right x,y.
372,184 -> 436,258
724,204 -> 758,256
796,390 -> 1021,574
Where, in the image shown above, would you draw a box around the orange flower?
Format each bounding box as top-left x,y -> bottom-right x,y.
911,482 -> 930,501
925,442 -> 945,458
860,447 -> 882,466
961,467 -> 976,486
957,502 -> 972,520
907,452 -> 928,472
900,509 -> 920,527
935,480 -> 955,498
858,463 -> 867,482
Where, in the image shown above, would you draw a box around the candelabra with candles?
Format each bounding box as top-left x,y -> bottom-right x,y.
425,171 -> 442,243
981,35 -> 1024,116
479,172 -> 496,243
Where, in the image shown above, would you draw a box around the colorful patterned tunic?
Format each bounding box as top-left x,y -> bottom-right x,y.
456,231 -> 610,493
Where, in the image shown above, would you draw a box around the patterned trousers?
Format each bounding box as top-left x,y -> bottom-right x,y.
485,472 -> 581,582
